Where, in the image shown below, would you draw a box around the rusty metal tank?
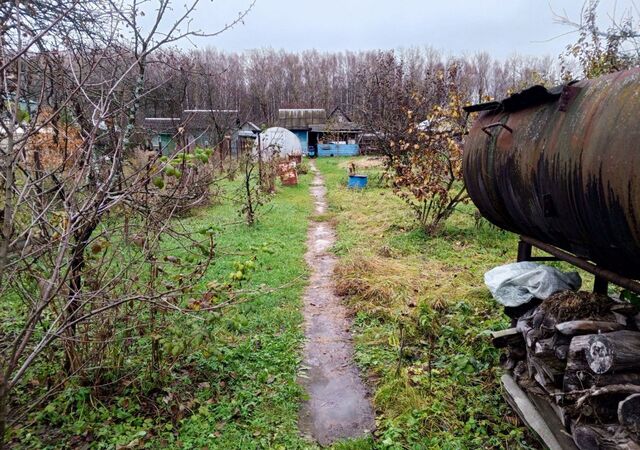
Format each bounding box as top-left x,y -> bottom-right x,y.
463,68 -> 640,279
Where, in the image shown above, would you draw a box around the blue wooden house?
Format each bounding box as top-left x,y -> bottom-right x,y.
277,107 -> 362,157
144,110 -> 238,155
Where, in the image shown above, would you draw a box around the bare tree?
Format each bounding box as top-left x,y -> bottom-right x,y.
0,0 -> 254,446
555,0 -> 640,78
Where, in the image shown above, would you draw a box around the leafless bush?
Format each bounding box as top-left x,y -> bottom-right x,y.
236,151 -> 275,226
0,0 -> 253,446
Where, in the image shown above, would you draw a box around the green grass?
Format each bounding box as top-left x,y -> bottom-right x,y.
171,175 -> 313,449
10,172 -> 317,449
315,156 -> 567,449
8,156 -> 606,449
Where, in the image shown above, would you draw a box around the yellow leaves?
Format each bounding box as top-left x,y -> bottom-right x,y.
51,211 -> 70,235
28,107 -> 83,171
188,300 -> 202,311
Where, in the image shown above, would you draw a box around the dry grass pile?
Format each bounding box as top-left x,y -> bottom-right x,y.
335,252 -> 427,319
334,249 -> 481,321
539,290 -> 615,322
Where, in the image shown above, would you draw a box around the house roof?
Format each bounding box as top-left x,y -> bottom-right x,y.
278,109 -> 327,129
239,121 -> 261,132
233,121 -> 260,138
327,106 -> 353,123
317,106 -> 362,132
145,110 -> 252,141
144,118 -> 181,133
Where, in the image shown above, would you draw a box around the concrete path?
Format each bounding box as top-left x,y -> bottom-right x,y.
298,161 -> 375,446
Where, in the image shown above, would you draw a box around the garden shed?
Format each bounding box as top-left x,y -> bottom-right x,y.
277,108 -> 326,153
231,121 -> 260,158
278,107 -> 362,156
181,109 -> 238,149
144,109 -> 238,155
144,117 -> 181,154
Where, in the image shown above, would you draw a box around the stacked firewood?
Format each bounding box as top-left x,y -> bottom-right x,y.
496,291 -> 640,450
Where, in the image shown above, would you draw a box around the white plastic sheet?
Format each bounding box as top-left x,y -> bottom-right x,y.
484,262 -> 582,307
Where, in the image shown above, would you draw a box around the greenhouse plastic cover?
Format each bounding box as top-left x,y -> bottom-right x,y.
255,127 -> 302,159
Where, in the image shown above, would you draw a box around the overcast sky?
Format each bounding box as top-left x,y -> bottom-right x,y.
167,0 -> 636,59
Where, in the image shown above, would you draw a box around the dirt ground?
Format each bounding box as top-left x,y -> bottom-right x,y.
298,161 -> 375,446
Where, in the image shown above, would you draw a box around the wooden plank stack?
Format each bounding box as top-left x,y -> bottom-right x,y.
495,291 -> 640,450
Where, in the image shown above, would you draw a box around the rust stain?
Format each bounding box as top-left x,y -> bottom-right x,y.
464,68 -> 640,279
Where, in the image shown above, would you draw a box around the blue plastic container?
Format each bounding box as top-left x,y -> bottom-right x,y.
348,175 -> 368,189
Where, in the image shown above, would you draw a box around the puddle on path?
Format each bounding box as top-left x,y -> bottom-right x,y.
298,161 -> 375,446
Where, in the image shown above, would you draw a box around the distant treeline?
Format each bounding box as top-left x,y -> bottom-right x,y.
142,47 -> 563,126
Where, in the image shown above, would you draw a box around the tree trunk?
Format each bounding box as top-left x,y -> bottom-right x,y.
567,331 -> 640,375
64,221 -> 97,374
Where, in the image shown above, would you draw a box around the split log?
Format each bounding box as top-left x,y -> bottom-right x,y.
491,327 -> 523,348
528,387 -> 571,429
526,328 -> 543,349
532,308 -> 546,328
564,372 -> 640,392
613,312 -> 629,326
556,321 -> 624,336
501,374 -> 578,450
572,425 -> 605,450
576,384 -> 640,409
534,337 -> 557,357
618,393 -> 640,429
611,301 -> 638,316
516,312 -> 535,334
572,424 -> 640,450
516,314 -> 538,346
529,354 -> 565,392
568,331 -> 640,375
531,308 -> 560,337
535,335 -> 571,358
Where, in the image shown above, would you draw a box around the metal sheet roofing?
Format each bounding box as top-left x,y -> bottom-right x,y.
278,109 -> 327,129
